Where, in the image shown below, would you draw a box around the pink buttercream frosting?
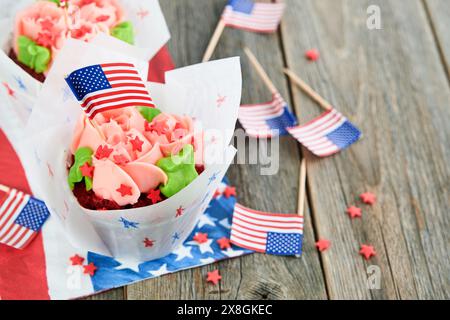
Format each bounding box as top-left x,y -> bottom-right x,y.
14,0 -> 125,71
71,107 -> 202,206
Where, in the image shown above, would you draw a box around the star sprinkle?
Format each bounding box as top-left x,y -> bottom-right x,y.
315,239 -> 331,252
130,136 -> 144,152
176,206 -> 184,217
147,189 -> 162,204
360,192 -> 376,205
116,184 -> 133,197
143,237 -> 155,248
83,262 -> 97,276
346,206 -> 362,218
206,270 -> 222,285
113,154 -> 129,165
305,49 -> 320,61
359,245 -> 376,260
223,186 -> 236,198
95,145 -> 113,159
79,162 -> 94,178
217,237 -> 231,250
193,232 -> 208,244
69,254 -> 85,266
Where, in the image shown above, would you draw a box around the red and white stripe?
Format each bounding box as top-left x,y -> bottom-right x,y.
238,93 -> 285,137
0,188 -> 35,250
230,203 -> 303,253
287,109 -> 346,157
221,2 -> 285,33
82,63 -> 155,119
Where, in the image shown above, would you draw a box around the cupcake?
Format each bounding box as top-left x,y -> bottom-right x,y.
68,106 -> 205,211
11,0 -> 133,81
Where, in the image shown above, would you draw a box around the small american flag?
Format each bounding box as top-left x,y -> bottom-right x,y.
65,62 -> 155,119
287,108 -> 361,157
221,0 -> 285,33
230,203 -> 303,255
0,187 -> 50,250
238,93 -> 297,137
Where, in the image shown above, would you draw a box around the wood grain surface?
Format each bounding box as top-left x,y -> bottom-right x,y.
86,0 -> 449,300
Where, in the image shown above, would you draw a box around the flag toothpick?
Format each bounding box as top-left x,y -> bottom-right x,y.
244,47 -> 278,94
202,20 -> 227,62
283,68 -> 332,111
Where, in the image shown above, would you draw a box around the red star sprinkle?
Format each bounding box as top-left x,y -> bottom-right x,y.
113,154 -> 129,165
346,206 -> 362,218
147,189 -> 162,204
116,184 -> 133,197
305,49 -> 320,61
223,186 -> 236,199
206,270 -> 222,285
193,232 -> 208,244
69,254 -> 85,266
83,262 -> 97,276
36,32 -> 53,48
143,237 -> 155,248
315,239 -> 331,252
359,245 -> 376,260
213,189 -> 222,199
40,19 -> 54,31
360,192 -> 376,205
176,206 -> 184,217
95,145 -> 113,159
79,162 -> 94,178
130,136 -> 144,152
217,237 -> 231,250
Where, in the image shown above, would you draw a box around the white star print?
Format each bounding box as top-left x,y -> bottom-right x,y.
172,245 -> 193,262
115,259 -> 142,272
197,213 -> 217,228
219,218 -> 231,229
186,239 -> 214,254
222,247 -> 245,258
149,263 -> 169,276
200,257 -> 216,264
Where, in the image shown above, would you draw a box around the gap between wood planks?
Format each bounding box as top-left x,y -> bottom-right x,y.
421,0 -> 450,85
276,19 -> 331,300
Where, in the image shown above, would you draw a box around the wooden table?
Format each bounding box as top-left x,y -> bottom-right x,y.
89,0 -> 449,300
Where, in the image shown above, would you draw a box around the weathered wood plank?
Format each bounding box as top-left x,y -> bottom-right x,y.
125,0 -> 327,300
85,288 -> 125,300
424,0 -> 450,78
281,0 -> 450,299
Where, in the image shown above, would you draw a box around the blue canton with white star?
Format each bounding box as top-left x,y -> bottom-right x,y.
266,232 -> 303,255
15,198 -> 50,231
65,65 -> 111,101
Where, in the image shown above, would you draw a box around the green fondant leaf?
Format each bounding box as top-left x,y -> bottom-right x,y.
111,21 -> 135,45
157,144 -> 198,198
138,107 -> 161,122
68,147 -> 94,191
17,36 -> 51,74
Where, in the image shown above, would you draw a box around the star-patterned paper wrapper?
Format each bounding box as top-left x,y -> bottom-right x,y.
0,0 -> 170,127
12,36 -> 242,264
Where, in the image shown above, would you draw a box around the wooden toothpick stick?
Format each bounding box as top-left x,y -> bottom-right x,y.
202,20 -> 227,62
0,184 -> 10,193
244,47 -> 278,94
297,157 -> 307,217
283,68 -> 332,111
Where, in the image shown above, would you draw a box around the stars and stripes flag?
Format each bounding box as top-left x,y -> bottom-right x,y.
287,108 -> 362,157
230,203 -> 303,255
65,62 -> 156,119
238,92 -> 297,137
221,0 -> 285,33
0,187 -> 50,250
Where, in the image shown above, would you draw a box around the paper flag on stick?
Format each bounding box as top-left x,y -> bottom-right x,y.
230,203 -> 303,256
0,184 -> 50,250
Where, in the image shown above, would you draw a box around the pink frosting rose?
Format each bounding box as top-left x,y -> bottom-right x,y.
71,107 -> 203,206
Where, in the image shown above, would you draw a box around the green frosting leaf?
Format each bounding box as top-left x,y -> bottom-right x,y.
111,21 -> 135,45
68,147 -> 94,191
138,107 -> 161,122
17,36 -> 51,74
157,144 -> 198,198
